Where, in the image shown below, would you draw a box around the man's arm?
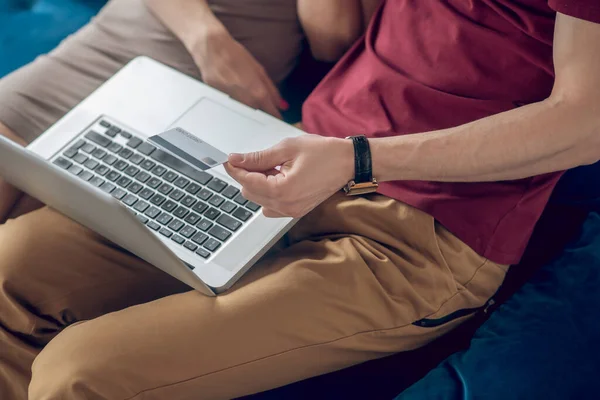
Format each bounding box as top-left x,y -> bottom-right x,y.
298,0 -> 364,62
371,13 -> 600,182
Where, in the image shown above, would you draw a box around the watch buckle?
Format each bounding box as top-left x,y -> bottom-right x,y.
343,179 -> 379,196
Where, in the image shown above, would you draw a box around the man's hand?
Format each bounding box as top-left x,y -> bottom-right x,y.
225,135 -> 354,218
145,0 -> 287,119
190,28 -> 286,119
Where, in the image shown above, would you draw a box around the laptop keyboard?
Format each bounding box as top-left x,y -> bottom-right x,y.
52,119 -> 261,261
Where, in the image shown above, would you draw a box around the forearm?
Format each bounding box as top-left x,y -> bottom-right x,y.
371,95 -> 600,183
144,0 -> 226,51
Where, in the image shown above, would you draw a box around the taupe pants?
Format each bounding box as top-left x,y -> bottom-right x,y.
0,1 -> 508,399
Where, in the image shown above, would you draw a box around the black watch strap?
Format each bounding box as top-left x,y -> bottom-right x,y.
349,135 -> 373,183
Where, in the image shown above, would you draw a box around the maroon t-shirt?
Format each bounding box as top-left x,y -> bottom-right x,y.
302,0 -> 600,265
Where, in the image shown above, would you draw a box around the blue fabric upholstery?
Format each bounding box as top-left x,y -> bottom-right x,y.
0,0 -> 107,77
395,212 -> 600,400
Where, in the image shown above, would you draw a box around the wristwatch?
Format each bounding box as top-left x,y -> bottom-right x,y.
343,135 -> 379,196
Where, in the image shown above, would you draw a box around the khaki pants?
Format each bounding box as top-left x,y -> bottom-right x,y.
0,1 -> 508,399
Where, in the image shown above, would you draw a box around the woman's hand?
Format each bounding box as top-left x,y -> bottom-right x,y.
190,28 -> 287,119
224,135 -> 355,218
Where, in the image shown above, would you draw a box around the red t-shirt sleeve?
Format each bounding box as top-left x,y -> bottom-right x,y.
548,0 -> 600,23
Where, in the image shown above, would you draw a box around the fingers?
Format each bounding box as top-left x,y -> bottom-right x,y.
259,69 -> 286,112
228,143 -> 291,172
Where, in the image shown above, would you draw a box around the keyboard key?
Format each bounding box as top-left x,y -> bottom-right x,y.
222,186 -> 240,199
173,176 -> 190,189
217,214 -> 242,232
114,160 -> 129,171
163,171 -> 178,182
180,195 -> 197,208
120,131 -> 133,139
150,194 -> 166,206
135,171 -> 151,183
184,212 -> 202,225
92,148 -> 108,160
169,189 -> 186,201
84,159 -> 99,170
136,214 -> 149,224
72,139 -> 86,149
232,207 -> 252,222
246,201 -> 261,212
122,194 -> 138,206
157,213 -> 173,225
146,221 -> 161,231
144,206 -> 161,219
192,201 -> 209,215
137,142 -> 156,156
159,228 -> 173,238
195,248 -> 211,259
171,235 -> 185,245
94,164 -> 110,176
179,225 -> 197,238
106,170 -> 121,182
119,148 -> 134,159
209,225 -> 232,242
203,238 -> 221,252
157,183 -> 173,195
117,176 -> 132,188
140,159 -> 156,171
128,182 -> 143,194
196,219 -> 213,232
68,165 -> 83,176
168,219 -> 184,232
124,166 -> 140,177
127,137 -> 143,149
184,241 -> 198,252
129,153 -> 144,165
151,165 -> 167,177
108,142 -> 123,153
99,120 -> 111,128
112,188 -> 127,200
191,232 -> 209,246
81,143 -> 96,154
173,206 -> 189,219
208,195 -> 225,208
133,200 -> 150,213
185,182 -> 201,194
103,155 -> 118,166
90,177 -> 104,187
220,201 -> 237,214
151,149 -> 212,185
197,188 -> 212,201
63,146 -> 79,159
208,178 -> 227,193
53,157 -> 72,170
147,177 -> 162,189
106,126 -> 121,137
100,182 -> 116,193
78,170 -> 94,182
204,208 -> 221,220
161,200 -> 178,213
139,188 -> 155,200
85,130 -> 111,147
73,153 -> 88,164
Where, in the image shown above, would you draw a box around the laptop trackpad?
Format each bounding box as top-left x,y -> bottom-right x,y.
169,97 -> 280,155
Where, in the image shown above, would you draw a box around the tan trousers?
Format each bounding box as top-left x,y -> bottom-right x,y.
0,1 -> 508,399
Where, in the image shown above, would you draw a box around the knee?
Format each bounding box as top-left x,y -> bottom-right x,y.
29,323 -> 116,399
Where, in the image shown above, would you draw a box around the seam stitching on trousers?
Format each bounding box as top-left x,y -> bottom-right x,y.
124,259 -> 500,400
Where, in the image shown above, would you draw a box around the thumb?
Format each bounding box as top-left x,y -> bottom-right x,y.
228,144 -> 291,172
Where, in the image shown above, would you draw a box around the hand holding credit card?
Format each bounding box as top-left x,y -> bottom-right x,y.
148,127 -> 229,171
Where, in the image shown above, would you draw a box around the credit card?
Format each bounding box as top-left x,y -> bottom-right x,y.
148,127 -> 229,171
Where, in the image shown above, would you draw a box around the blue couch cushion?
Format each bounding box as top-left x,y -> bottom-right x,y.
0,0 -> 107,78
395,212 -> 600,400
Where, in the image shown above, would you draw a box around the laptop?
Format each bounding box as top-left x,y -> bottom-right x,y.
0,57 -> 304,296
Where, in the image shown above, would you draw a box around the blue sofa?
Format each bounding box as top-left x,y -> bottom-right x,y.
2,1 -> 599,398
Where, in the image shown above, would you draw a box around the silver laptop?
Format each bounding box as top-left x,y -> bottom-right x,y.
0,57 -> 303,296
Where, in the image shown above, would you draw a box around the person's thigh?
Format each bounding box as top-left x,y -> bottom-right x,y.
28,194 -> 508,400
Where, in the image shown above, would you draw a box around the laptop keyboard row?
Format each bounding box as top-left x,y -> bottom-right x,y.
52,120 -> 260,262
